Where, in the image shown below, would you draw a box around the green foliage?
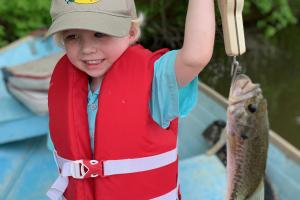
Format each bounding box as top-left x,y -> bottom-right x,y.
0,0 -> 51,48
0,0 -> 299,49
250,0 -> 298,37
136,0 -> 188,50
137,0 -> 299,49
0,26 -> 6,47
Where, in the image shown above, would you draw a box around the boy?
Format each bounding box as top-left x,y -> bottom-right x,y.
47,0 -> 215,199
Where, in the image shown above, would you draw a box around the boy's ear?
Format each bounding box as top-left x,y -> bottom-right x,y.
128,26 -> 137,43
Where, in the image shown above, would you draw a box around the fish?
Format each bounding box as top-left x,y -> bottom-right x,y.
226,74 -> 269,200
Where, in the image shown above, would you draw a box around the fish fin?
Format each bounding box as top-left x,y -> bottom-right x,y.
246,179 -> 264,200
206,129 -> 227,156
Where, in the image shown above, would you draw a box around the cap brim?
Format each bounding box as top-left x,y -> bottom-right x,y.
46,12 -> 131,37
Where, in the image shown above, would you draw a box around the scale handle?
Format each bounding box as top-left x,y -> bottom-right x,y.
217,0 -> 246,56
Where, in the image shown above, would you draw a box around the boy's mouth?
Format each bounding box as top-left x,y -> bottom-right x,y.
83,59 -> 104,65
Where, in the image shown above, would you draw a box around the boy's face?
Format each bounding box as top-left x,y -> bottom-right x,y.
62,29 -> 132,79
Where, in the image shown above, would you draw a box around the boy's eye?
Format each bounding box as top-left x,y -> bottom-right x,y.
94,32 -> 106,38
64,34 -> 79,41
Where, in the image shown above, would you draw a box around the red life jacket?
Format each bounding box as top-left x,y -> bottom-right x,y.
48,45 -> 179,199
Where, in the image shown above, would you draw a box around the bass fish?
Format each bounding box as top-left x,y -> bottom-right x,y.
226,74 -> 269,200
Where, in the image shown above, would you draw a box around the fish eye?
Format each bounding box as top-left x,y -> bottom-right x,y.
247,103 -> 257,113
241,132 -> 249,140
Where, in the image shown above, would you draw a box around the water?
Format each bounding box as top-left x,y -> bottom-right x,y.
199,26 -> 300,149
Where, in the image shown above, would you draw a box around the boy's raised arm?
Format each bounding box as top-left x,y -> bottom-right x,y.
175,0 -> 216,87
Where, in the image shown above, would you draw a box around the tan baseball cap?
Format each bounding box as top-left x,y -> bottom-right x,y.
47,0 -> 137,37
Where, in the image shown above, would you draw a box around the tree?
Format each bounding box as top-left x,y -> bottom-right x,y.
0,0 -> 299,48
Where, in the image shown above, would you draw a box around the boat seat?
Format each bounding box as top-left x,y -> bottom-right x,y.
0,36 -> 62,144
178,154 -> 226,200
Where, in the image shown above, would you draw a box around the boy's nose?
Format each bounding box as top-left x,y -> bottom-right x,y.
81,39 -> 97,54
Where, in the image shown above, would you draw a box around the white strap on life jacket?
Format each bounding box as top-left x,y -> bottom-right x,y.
47,147 -> 179,200
104,147 -> 178,176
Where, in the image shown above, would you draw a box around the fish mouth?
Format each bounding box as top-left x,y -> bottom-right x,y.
229,74 -> 261,104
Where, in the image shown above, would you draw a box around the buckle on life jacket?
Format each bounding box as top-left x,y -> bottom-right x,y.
70,159 -> 104,179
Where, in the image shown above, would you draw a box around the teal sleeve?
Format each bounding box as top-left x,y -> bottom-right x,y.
47,132 -> 55,151
150,50 -> 198,128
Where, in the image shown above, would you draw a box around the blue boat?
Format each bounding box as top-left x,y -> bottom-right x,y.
0,33 -> 299,200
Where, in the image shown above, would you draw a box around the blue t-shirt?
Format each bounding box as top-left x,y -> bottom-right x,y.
48,50 -> 198,151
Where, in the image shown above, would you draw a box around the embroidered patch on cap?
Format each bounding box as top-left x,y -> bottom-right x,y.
65,0 -> 99,4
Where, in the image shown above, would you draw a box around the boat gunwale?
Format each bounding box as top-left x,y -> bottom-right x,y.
0,29 -> 48,55
198,81 -> 300,164
0,36 -> 34,55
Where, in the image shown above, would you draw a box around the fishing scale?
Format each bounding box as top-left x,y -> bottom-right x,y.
217,0 -> 246,80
